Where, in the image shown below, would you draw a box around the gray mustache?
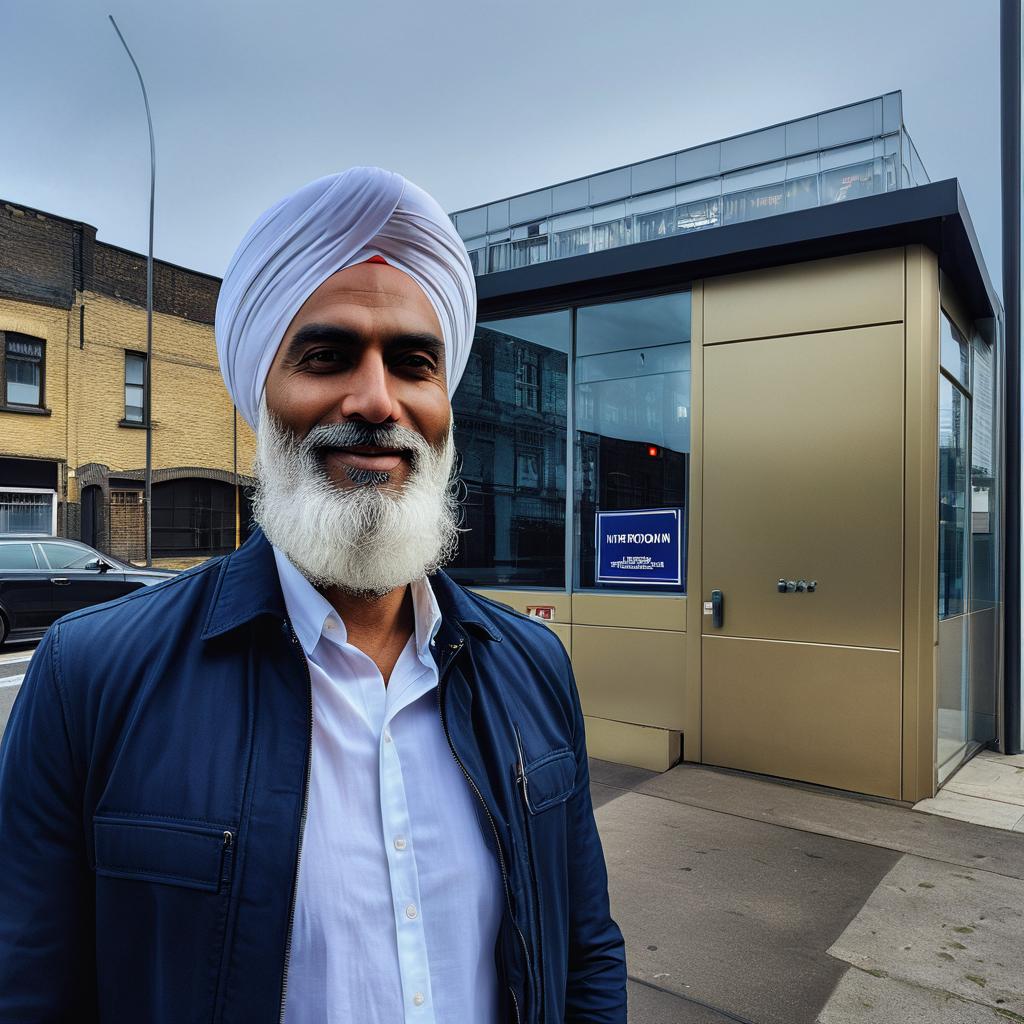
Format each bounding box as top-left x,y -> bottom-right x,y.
300,421 -> 430,461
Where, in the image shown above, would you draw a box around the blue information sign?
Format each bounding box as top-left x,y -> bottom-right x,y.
596,508 -> 683,586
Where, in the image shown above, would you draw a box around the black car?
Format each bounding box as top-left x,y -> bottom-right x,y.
0,537 -> 176,646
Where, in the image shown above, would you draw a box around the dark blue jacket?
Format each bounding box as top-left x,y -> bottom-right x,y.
0,530 -> 626,1023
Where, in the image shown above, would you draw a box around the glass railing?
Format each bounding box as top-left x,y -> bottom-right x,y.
466,153 -> 902,276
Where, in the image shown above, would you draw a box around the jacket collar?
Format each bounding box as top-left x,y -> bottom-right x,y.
201,528 -> 503,645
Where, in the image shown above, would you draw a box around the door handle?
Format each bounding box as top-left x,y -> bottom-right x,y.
52,578 -> 71,586
711,589 -> 724,629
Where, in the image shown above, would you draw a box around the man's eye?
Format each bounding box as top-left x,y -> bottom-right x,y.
403,355 -> 437,371
304,350 -> 345,367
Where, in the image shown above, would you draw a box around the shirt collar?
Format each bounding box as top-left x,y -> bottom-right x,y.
272,545 -> 442,659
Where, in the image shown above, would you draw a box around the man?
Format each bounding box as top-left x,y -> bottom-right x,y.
0,167 -> 626,1023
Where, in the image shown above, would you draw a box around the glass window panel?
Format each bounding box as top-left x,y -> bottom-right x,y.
575,291 -> 691,593
941,313 -> 971,387
0,492 -> 51,535
628,189 -> 676,215
720,126 -> 786,172
455,207 -> 487,239
551,208 -> 593,231
785,116 -> 819,156
591,219 -> 629,252
723,182 -> 786,224
786,153 -> 818,177
552,178 -> 589,214
467,248 -> 486,276
589,168 -> 630,205
676,197 -> 720,232
971,338 -> 997,601
40,542 -> 96,569
818,99 -> 880,149
487,242 -> 510,274
631,156 -> 675,195
510,189 -> 552,225
6,359 -> 40,406
634,206 -> 677,243
450,310 -> 570,588
0,541 -> 38,568
676,177 -> 721,203
577,292 -> 691,355
820,141 -> 874,171
820,160 -> 880,204
125,353 -> 145,386
938,375 -> 969,618
883,92 -> 901,134
510,236 -> 549,268
723,160 -> 785,192
676,143 -> 721,183
785,175 -> 819,212
486,201 -> 509,232
552,225 -> 592,259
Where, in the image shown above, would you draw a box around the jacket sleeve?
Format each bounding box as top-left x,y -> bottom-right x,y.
560,649 -> 628,1023
0,625 -> 98,1022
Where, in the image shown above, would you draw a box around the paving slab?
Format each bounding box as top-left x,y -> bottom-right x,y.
945,757 -> 1024,808
816,967 -> 1014,1023
978,750 -> 1024,770
627,980 -> 745,1023
597,789 -> 899,1024
915,791 -> 1024,832
827,854 -> 1024,1015
634,764 -> 1024,880
0,681 -> 21,740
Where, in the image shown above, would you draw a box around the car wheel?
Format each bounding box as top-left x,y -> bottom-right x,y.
0,613 -> 7,647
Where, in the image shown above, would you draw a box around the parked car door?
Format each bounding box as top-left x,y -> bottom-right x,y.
0,541 -> 52,634
35,541 -> 138,619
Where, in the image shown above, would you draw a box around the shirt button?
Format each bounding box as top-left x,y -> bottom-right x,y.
383,729 -> 392,744
325,618 -> 337,631
405,903 -> 418,920
394,836 -> 407,851
413,993 -> 425,1007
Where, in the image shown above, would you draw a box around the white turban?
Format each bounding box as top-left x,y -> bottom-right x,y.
215,166 -> 476,429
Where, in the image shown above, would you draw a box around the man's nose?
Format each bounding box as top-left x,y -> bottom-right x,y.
337,352 -> 399,423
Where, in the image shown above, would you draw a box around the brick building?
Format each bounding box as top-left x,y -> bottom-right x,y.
0,199 -> 256,563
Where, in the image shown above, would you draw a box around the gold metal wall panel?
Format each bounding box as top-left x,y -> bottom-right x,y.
545,621 -> 571,654
702,323 -> 904,650
702,636 -> 902,799
571,625 -> 686,730
571,593 -> 686,631
902,245 -> 940,801
470,589 -> 572,623
969,608 -> 998,726
703,249 -> 904,345
583,716 -> 682,772
685,281 -> 707,762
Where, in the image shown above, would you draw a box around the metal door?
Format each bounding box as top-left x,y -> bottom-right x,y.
701,324 -> 905,798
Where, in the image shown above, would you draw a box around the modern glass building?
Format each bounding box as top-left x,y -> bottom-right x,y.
447,94 -> 1006,802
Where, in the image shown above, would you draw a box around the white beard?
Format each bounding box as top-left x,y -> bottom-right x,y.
252,397 -> 460,596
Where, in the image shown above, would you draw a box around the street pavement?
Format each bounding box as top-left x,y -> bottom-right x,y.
1,649 -> 1021,1022
593,759 -> 1024,1023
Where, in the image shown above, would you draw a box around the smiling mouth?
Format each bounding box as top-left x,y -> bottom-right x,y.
321,446 -> 410,473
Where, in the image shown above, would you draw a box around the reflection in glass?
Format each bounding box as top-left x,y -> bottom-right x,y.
938,372 -> 970,769
940,314 -> 971,387
575,292 -> 691,592
451,311 -> 570,587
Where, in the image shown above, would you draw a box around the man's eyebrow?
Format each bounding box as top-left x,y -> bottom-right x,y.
284,323 -> 444,364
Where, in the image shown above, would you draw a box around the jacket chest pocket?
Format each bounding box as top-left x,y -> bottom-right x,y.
93,815 -> 235,893
517,747 -> 576,815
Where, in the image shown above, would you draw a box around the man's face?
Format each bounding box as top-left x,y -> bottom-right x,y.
263,261 -> 451,490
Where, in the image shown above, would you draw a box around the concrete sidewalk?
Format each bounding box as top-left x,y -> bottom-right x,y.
592,760 -> 1024,1023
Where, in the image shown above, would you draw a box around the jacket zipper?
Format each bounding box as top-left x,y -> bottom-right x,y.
513,725 -> 545,1021
436,638 -> 529,1024
279,621 -> 314,1024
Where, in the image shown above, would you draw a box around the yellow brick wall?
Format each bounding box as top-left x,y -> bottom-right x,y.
71,291 -> 256,486
0,296 -> 71,465
1,292 -> 256,507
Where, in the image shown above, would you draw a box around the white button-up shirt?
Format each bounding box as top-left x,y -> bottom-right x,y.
275,549 -> 502,1024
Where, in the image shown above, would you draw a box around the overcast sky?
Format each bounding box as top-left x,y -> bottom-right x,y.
2,0 -> 1005,292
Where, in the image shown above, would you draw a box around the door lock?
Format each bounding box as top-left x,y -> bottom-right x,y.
710,589 -> 724,628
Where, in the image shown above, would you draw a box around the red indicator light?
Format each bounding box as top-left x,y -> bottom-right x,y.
647,445 -> 659,457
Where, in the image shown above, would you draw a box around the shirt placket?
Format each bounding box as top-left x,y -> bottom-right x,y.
379,688 -> 436,1022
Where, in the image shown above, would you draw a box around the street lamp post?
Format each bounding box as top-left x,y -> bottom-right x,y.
109,14 -> 155,568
